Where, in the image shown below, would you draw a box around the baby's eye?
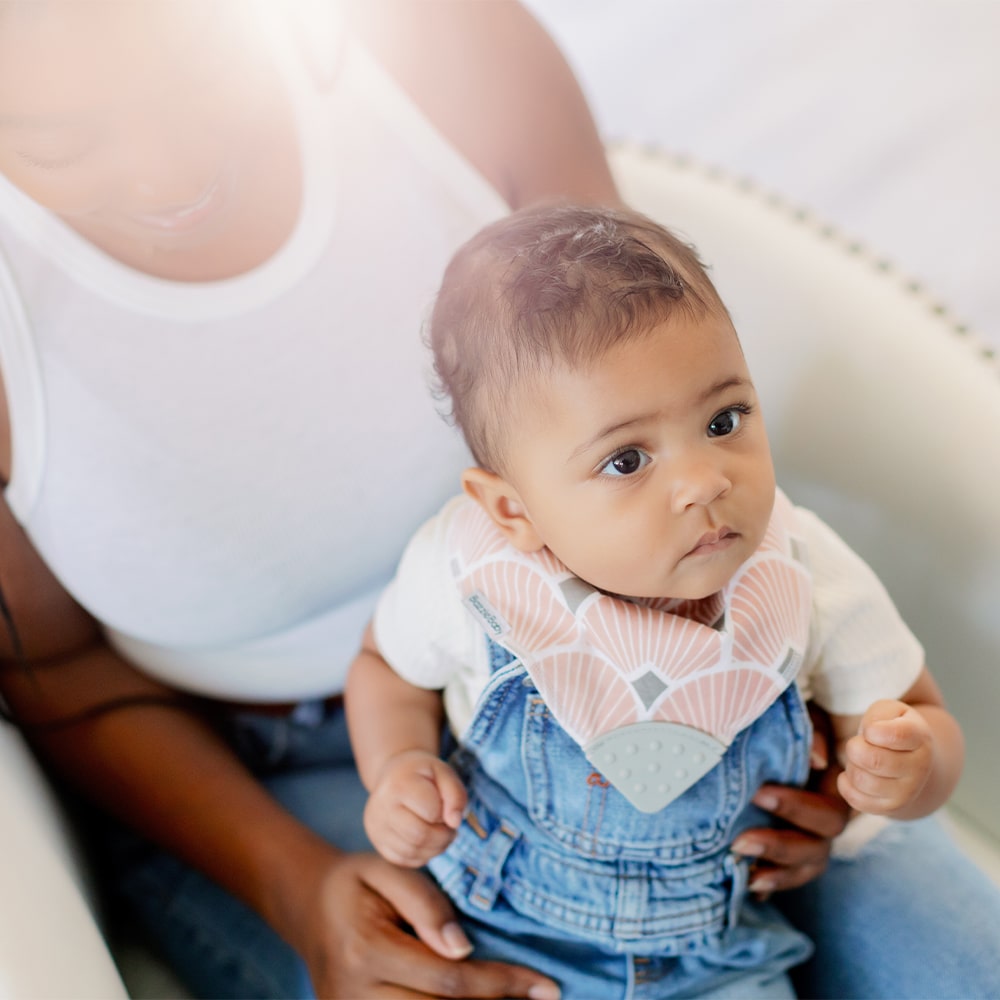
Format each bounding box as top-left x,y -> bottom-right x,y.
600,448 -> 651,477
707,408 -> 744,438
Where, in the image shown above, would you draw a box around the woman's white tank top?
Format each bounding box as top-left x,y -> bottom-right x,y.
0,8 -> 508,699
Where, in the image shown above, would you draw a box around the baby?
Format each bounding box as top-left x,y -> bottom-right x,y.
346,203 -> 963,998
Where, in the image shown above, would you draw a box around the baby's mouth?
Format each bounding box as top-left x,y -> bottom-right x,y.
685,527 -> 738,558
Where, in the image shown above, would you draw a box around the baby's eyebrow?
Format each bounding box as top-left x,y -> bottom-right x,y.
696,376 -> 751,404
567,413 -> 651,464
567,375 -> 751,464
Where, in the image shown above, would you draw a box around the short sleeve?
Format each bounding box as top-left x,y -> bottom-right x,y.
373,496 -> 478,691
797,507 -> 925,715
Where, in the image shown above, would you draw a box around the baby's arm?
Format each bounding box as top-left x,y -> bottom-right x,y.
831,666 -> 964,820
346,623 -> 467,867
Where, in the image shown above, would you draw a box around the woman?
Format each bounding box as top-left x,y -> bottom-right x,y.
1,3 -> 994,997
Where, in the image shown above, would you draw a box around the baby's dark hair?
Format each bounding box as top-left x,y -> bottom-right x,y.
428,202 -> 729,474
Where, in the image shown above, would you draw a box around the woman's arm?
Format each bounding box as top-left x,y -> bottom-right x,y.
352,0 -> 621,209
0,496 -> 556,998
0,488 -> 323,953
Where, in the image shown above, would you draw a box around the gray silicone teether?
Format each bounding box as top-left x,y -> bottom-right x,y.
585,721 -> 726,812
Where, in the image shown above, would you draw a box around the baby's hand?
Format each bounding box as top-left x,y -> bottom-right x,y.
837,700 -> 934,816
363,750 -> 467,867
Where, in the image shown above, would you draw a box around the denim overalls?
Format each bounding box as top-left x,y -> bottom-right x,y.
428,639 -> 815,1000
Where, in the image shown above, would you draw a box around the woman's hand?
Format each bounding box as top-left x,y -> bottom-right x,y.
300,851 -> 560,999
732,705 -> 851,897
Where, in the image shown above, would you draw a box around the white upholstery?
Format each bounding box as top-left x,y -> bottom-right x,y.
0,722 -> 127,998
1,145 -> 997,997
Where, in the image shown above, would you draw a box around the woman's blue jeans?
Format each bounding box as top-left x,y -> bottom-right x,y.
103,704 -> 1000,999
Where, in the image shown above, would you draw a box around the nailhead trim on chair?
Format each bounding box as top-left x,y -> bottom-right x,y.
609,142 -> 998,373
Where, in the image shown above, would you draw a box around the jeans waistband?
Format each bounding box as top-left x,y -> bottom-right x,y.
205,693 -> 344,719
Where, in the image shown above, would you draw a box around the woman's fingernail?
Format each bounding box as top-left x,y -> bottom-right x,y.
732,838 -> 764,858
528,983 -> 562,1000
753,791 -> 779,811
749,875 -> 776,894
442,921 -> 473,957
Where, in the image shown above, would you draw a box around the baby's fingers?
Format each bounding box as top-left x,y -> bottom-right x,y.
842,734 -> 914,779
836,768 -> 896,814
431,760 -> 468,830
399,762 -> 464,828
860,700 -> 930,752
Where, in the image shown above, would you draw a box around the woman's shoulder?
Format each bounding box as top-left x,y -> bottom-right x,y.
350,0 -> 618,207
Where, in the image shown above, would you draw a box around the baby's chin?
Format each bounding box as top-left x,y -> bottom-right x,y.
605,582 -> 720,605
576,550 -> 745,605
623,570 -> 739,606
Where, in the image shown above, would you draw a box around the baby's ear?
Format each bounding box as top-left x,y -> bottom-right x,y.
461,468 -> 544,553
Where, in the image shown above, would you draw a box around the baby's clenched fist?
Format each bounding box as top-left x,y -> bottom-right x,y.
363,750 -> 467,867
837,699 -> 934,816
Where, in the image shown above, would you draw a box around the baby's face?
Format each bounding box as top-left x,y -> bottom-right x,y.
504,312 -> 776,601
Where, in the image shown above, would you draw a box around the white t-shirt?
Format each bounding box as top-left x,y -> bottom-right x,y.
374,496 -> 925,737
0,8 -> 507,699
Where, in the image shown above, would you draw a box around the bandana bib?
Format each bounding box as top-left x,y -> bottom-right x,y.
448,489 -> 812,812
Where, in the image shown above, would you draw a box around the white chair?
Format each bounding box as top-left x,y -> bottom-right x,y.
2,144 -> 998,997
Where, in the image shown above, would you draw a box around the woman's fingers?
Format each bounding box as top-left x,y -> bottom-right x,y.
324,855 -> 561,999
751,782 -> 850,841
730,783 -> 852,894
731,824 -> 831,894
